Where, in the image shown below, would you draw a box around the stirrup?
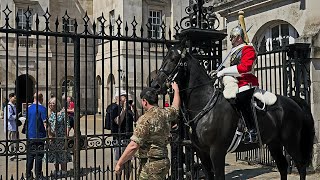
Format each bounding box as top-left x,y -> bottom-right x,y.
249,129 -> 258,143
242,129 -> 257,144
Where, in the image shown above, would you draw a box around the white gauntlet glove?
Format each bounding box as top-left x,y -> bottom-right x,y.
217,70 -> 224,77
217,65 -> 240,77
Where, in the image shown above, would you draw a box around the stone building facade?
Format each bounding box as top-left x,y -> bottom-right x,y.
213,0 -> 320,170
0,0 -> 188,114
92,0 -> 188,113
0,0 -> 95,113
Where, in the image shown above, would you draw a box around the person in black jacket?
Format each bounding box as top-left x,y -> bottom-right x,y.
105,90 -> 134,180
105,90 -> 134,136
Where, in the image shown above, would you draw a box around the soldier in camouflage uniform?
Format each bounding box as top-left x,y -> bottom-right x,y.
115,82 -> 180,180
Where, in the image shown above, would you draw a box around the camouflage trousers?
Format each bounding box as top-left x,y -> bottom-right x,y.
138,157 -> 170,180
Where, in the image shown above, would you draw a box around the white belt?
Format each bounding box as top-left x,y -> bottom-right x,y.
239,85 -> 257,93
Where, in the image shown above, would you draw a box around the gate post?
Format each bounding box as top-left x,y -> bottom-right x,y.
171,0 -> 226,178
73,36 -> 81,180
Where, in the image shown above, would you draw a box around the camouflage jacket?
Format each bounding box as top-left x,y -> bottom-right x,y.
131,106 -> 179,159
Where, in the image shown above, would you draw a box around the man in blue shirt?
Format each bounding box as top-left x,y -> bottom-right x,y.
26,92 -> 47,179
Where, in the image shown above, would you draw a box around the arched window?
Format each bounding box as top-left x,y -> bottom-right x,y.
62,79 -> 74,97
254,22 -> 299,53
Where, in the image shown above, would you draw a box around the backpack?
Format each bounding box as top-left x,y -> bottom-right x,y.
104,103 -> 118,130
8,104 -> 22,127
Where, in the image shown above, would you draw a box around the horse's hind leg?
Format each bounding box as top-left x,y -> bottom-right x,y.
283,138 -> 307,180
268,141 -> 288,180
197,151 -> 215,180
292,156 -> 307,180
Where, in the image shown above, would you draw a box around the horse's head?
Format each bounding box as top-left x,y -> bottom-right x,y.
151,39 -> 187,94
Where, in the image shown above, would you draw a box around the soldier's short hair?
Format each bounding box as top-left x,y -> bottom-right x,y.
140,87 -> 158,105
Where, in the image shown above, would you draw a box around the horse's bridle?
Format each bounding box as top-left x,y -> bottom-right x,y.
157,49 -> 223,131
159,51 -> 218,93
158,55 -> 186,85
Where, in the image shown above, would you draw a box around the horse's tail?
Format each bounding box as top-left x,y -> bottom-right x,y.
290,96 -> 315,166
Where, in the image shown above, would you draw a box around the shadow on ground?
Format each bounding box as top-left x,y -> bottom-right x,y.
226,166 -> 275,179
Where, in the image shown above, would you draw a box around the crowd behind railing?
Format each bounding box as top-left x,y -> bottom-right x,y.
0,89 -> 165,179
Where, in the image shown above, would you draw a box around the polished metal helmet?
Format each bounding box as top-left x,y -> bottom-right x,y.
230,25 -> 244,41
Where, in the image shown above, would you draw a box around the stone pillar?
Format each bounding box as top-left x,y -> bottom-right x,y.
310,56 -> 320,171
308,33 -> 320,170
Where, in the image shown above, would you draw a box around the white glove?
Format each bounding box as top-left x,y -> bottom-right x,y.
217,70 -> 224,77
218,65 -> 240,77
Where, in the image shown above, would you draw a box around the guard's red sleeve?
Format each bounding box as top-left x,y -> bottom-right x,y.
237,46 -> 256,74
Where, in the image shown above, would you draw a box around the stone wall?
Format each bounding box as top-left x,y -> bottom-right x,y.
309,29 -> 320,170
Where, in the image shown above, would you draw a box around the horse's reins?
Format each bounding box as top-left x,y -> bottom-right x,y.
181,89 -> 221,128
179,78 -> 217,92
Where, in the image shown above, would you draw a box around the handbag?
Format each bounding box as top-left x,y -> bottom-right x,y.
16,119 -> 22,126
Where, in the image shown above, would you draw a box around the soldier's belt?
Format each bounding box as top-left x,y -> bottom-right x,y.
148,157 -> 167,162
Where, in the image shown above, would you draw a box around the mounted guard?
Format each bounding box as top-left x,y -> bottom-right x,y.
213,11 -> 258,143
152,6 -> 315,179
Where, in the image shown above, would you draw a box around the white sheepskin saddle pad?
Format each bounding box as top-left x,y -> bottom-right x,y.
253,88 -> 277,105
222,76 -> 277,105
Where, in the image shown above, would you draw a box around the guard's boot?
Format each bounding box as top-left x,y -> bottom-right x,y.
243,129 -> 251,144
242,128 -> 257,144
240,107 -> 257,144
249,129 -> 258,143
235,88 -> 257,143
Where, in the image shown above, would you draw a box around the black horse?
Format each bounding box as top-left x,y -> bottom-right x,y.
151,41 -> 315,180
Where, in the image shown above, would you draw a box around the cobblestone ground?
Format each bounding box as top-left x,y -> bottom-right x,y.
1,114 -> 319,179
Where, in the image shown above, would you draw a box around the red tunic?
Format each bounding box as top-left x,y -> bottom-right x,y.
236,45 -> 259,88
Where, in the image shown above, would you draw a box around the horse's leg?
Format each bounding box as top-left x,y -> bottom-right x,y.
268,141 -> 288,180
289,153 -> 307,180
197,150 -> 215,180
283,136 -> 307,180
210,147 -> 226,180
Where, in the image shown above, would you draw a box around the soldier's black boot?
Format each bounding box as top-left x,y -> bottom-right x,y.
236,88 -> 257,144
241,104 -> 258,143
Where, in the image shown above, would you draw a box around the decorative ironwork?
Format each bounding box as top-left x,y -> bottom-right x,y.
285,44 -> 311,103
131,16 -> 138,38
116,15 -> 123,37
0,6 -> 176,40
180,0 -> 220,30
